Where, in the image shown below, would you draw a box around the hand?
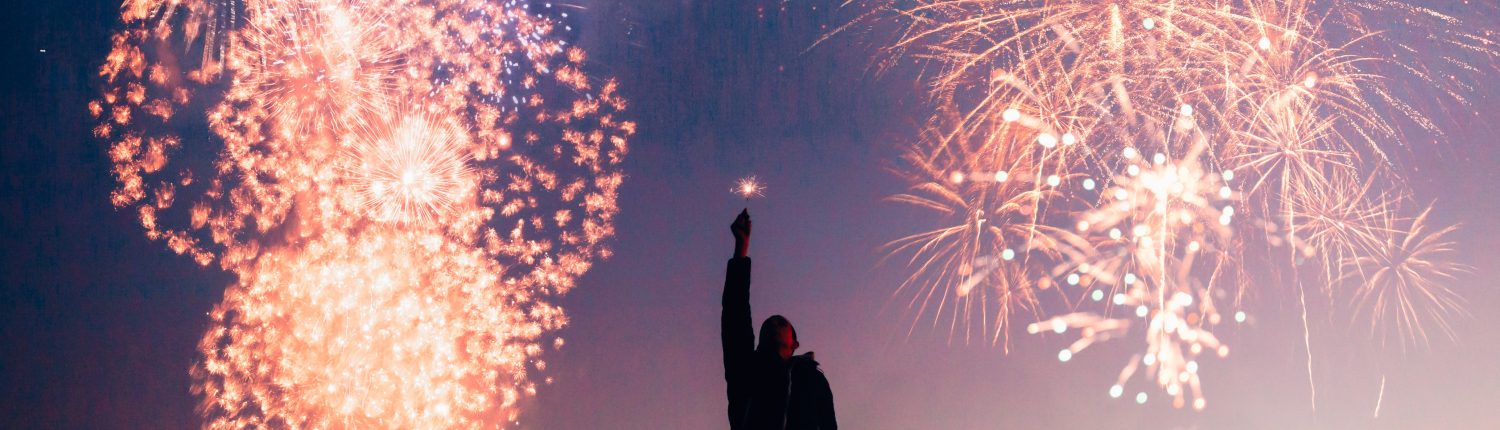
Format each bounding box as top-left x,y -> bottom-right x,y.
731,208 -> 751,257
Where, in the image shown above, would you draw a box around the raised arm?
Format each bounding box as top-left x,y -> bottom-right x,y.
722,209 -> 754,426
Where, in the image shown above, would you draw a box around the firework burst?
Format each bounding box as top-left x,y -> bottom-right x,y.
95,0 -> 632,427
869,0 -> 1494,409
1340,206 -> 1471,350
342,110 -> 475,225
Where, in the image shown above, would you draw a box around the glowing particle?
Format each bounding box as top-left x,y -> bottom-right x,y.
1234,311 -> 1246,323
1059,349 -> 1074,362
994,170 -> 1009,182
1113,293 -> 1127,305
1038,133 -> 1058,148
1136,392 -> 1149,404
1047,175 -> 1061,187
1110,384 -> 1124,398
1091,289 -> 1105,301
1001,248 -> 1016,261
1082,178 -> 1096,190
1136,305 -> 1149,318
1258,36 -> 1272,50
1142,18 -> 1155,30
1002,108 -> 1021,122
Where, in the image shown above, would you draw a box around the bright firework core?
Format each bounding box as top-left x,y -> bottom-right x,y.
95,0 -> 632,427
345,113 -> 475,225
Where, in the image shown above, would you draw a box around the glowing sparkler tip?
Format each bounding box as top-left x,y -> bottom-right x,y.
733,176 -> 766,199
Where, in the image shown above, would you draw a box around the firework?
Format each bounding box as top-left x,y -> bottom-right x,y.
873,0 -> 1493,409
95,0 -> 632,426
1340,206 -> 1471,350
342,109 -> 476,225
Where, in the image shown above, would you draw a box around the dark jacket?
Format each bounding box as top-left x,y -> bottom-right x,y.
722,257 -> 837,430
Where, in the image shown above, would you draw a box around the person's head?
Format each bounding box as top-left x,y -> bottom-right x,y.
757,315 -> 799,361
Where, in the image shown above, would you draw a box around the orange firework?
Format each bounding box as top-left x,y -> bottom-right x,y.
95,0 -> 632,427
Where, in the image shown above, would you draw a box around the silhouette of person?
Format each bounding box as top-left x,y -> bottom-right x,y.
722,209 -> 837,429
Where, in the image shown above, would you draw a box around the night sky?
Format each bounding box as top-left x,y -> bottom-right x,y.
3,1 -> 1499,429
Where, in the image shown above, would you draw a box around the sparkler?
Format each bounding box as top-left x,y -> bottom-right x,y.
871,0 -> 1493,409
95,0 -> 632,427
734,175 -> 766,200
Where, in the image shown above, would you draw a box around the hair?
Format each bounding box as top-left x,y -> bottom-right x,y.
757,314 -> 797,352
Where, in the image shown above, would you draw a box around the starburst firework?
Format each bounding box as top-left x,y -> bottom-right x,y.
869,0 -> 1493,408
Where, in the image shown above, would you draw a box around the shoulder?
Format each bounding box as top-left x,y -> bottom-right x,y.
791,353 -> 828,379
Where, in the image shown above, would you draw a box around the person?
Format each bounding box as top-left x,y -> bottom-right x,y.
721,209 -> 837,429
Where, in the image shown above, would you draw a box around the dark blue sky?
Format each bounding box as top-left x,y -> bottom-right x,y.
3,1 -> 1498,429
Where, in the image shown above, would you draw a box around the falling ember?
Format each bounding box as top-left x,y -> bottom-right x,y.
870,0 -> 1494,409
95,0 -> 633,427
734,176 -> 766,199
